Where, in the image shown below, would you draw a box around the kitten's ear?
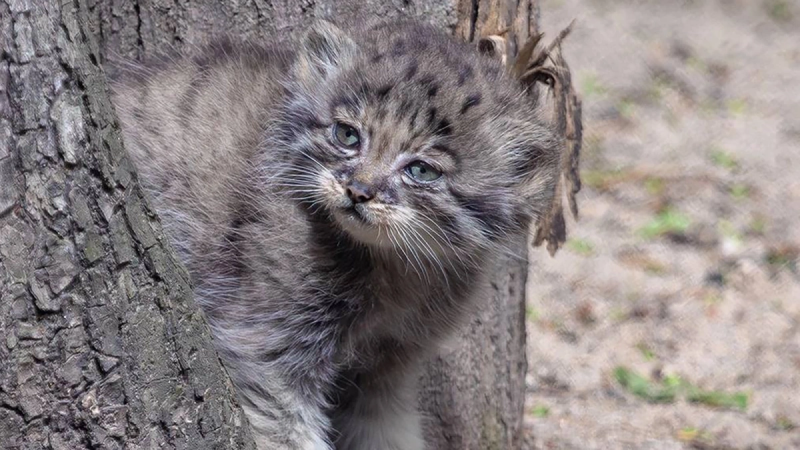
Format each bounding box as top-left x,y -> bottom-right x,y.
294,20 -> 358,81
477,35 -> 509,66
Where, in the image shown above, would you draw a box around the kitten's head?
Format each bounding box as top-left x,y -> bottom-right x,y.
272,20 -> 563,262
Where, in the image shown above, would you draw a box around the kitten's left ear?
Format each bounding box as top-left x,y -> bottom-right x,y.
294,20 -> 358,81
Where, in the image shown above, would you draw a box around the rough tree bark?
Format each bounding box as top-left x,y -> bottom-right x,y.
0,0 -> 256,448
1,0 -> 539,448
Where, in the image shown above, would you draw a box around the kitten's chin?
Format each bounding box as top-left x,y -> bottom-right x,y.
331,208 -> 393,248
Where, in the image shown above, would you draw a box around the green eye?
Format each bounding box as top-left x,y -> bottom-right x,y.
406,161 -> 442,182
334,122 -> 360,148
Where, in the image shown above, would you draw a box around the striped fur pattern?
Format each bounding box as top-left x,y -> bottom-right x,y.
111,19 -> 562,450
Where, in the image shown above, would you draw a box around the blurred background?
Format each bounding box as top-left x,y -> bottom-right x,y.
524,0 -> 800,448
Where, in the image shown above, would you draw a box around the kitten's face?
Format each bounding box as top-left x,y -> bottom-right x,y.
273,21 -> 561,261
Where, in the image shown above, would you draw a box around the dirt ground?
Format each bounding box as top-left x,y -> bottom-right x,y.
523,1 -> 800,448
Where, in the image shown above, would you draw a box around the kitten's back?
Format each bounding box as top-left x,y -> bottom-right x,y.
111,41 -> 292,269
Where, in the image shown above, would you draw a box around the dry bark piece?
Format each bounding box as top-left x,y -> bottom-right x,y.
481,22 -> 583,256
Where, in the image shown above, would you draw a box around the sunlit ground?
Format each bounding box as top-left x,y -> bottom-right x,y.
524,1 -> 800,448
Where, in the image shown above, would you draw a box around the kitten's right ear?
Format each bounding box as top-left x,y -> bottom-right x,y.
477,35 -> 509,66
294,20 -> 358,82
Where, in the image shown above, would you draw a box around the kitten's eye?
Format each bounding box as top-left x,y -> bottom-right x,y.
333,122 -> 360,148
405,161 -> 442,182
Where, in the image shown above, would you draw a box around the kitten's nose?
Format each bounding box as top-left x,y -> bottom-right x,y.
345,180 -> 374,204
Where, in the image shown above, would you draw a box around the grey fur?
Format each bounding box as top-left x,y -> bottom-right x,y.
110,19 -> 561,450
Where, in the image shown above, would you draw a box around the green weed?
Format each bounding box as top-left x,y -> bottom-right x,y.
638,208 -> 691,239
727,98 -> 748,116
686,387 -> 748,410
530,405 -> 550,418
613,367 -> 676,403
776,416 -> 796,431
614,367 -> 749,410
729,184 -> 751,200
581,72 -> 608,97
582,168 -> 629,191
765,0 -> 793,22
643,177 -> 665,196
748,215 -> 767,235
635,342 -> 656,361
567,238 -> 595,256
525,306 -> 541,322
709,148 -> 739,171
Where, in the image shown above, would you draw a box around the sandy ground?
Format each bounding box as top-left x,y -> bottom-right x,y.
523,1 -> 800,448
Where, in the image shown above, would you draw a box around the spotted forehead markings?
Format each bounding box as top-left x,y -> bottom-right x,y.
376,84 -> 394,99
391,39 -> 406,56
460,93 -> 482,115
426,107 -> 437,127
404,61 -> 419,81
408,108 -> 419,129
457,65 -> 473,86
433,118 -> 452,137
331,92 -> 360,111
417,75 -> 439,97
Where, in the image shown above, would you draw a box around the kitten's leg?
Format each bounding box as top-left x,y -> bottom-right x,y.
230,361 -> 332,450
331,364 -> 424,450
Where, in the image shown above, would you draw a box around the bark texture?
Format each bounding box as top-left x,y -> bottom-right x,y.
1,0 -> 539,448
0,1 -> 255,448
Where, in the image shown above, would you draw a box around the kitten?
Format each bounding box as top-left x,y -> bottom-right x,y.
111,19 -> 565,450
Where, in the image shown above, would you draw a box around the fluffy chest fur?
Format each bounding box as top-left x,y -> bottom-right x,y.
222,202 -> 482,369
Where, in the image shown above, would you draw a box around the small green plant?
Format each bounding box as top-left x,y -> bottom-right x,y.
525,306 -> 540,322
677,427 -> 700,441
748,215 -> 767,235
727,98 -> 748,116
567,238 -> 595,256
686,56 -> 707,73
635,342 -> 656,361
582,168 -> 629,191
729,184 -> 751,200
609,307 -> 628,323
765,0 -> 793,22
703,293 -> 723,308
709,148 -> 739,171
616,99 -> 635,120
643,177 -> 665,196
646,78 -> 668,102
638,208 -> 691,239
613,367 -> 676,403
613,367 -> 749,410
580,72 -> 608,97
677,427 -> 715,446
776,416 -> 796,431
530,405 -> 550,418
685,386 -> 748,410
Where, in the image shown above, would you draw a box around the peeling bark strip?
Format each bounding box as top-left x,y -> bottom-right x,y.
0,1 -> 255,448
2,0 -> 546,449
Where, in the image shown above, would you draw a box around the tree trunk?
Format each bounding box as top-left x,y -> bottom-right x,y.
0,0 -> 256,448
1,0 -> 538,448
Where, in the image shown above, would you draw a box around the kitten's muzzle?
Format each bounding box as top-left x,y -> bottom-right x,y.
345,180 -> 374,204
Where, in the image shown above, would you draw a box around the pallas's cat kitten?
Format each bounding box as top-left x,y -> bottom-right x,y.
112,19 -> 566,450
